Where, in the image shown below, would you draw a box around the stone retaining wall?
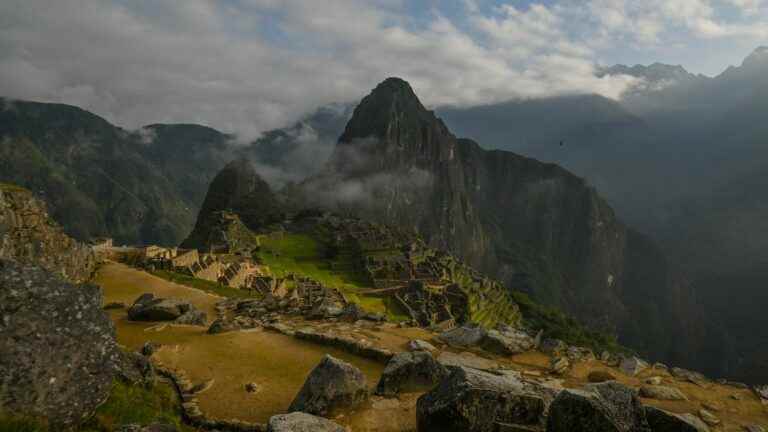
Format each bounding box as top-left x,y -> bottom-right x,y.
289,327 -> 394,363
154,362 -> 266,432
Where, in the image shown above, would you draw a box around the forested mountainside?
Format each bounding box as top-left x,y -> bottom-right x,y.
0,98 -> 349,246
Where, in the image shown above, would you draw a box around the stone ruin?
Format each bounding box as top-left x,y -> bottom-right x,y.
395,281 -> 468,328
139,245 -> 262,289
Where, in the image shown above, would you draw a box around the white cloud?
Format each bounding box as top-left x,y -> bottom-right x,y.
0,0 -> 765,140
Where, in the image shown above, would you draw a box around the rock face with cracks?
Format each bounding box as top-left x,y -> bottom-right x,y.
416,366 -> 554,432
288,354 -> 368,416
644,406 -> 710,432
546,381 -> 651,432
266,412 -> 346,432
0,259 -> 119,428
127,293 -> 207,325
375,350 -> 449,396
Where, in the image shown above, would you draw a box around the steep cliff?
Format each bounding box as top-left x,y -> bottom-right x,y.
301,78 -> 703,364
0,183 -> 95,283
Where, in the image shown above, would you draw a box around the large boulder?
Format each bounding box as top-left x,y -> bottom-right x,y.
620,357 -> 649,377
0,260 -> 119,428
480,325 -> 536,356
288,354 -> 368,416
546,382 -> 651,432
127,293 -> 206,325
639,385 -> 687,401
437,324 -> 487,348
375,351 -> 449,396
267,412 -> 345,432
417,366 -> 552,432
644,406 -> 709,432
670,367 -> 708,387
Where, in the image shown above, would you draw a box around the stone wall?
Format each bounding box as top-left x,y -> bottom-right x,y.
0,184 -> 95,283
171,249 -> 200,268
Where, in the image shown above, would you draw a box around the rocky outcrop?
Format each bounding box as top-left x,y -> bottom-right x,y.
644,406 -> 710,432
127,293 -> 207,325
417,366 -> 554,432
0,184 -> 95,283
288,354 -> 368,416
437,324 -> 487,348
639,385 -> 687,401
0,259 -> 119,428
375,351 -> 449,396
267,412 -> 345,432
480,325 -> 537,356
181,158 -> 283,251
620,357 -> 649,376
546,382 -> 650,432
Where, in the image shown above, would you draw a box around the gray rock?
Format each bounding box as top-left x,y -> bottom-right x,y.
207,318 -> 238,334
639,385 -> 687,401
670,367 -> 708,387
288,354 -> 368,416
376,351 -> 449,396
546,381 -> 651,432
437,351 -> 499,371
128,293 -> 191,321
407,339 -> 437,352
116,350 -> 156,387
540,339 -> 567,355
0,260 -> 119,428
437,323 -> 487,348
480,327 -> 536,356
174,309 -> 207,326
267,412 -> 345,432
697,409 -> 720,426
644,406 -> 709,432
753,384 -> 768,400
567,346 -> 596,363
550,357 -> 570,375
620,357 -> 649,376
417,366 -> 553,432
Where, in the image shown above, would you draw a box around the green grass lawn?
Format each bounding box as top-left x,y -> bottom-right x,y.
256,233 -> 408,321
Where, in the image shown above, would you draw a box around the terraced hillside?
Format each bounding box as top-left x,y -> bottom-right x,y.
251,215 -> 522,328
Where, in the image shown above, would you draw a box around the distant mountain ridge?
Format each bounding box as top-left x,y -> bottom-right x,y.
0,98 -> 349,246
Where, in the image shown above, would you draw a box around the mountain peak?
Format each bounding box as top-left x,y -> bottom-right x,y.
331,78 -> 454,173
743,46 -> 768,67
337,77 -> 432,145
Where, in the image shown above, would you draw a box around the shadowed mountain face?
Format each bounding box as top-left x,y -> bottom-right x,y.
431,48 -> 768,382
180,158 -> 283,250
299,77 -> 709,367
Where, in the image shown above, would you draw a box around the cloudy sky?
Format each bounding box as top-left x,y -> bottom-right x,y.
1,0 -> 766,139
